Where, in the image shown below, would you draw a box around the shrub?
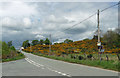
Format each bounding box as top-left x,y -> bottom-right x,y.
78,56 -> 84,60
10,46 -> 16,51
87,54 -> 93,58
71,55 -> 74,59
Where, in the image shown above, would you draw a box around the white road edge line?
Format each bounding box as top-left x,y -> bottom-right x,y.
25,58 -> 71,77
25,52 -> 118,73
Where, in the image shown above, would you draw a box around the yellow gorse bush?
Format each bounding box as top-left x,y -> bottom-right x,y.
23,39 -> 120,56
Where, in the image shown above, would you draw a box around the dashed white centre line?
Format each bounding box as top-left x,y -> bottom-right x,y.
25,58 -> 71,77
25,58 -> 44,68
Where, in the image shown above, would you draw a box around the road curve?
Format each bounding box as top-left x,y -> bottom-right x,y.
2,51 -> 119,77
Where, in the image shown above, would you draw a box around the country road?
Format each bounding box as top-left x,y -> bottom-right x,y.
2,51 -> 119,77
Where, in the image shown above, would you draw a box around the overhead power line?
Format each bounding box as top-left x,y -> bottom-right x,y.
63,2 -> 119,32
100,2 -> 120,12
63,12 -> 97,31
53,2 -> 119,42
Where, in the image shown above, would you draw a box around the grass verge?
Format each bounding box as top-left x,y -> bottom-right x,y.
27,52 -> 120,72
2,53 -> 25,62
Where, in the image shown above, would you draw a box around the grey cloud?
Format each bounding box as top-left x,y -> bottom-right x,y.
1,2 -> 118,48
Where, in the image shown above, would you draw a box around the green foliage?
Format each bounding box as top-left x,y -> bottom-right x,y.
7,41 -> 12,47
87,54 -> 92,58
2,41 -> 10,55
10,46 -> 16,51
44,38 -> 50,45
64,39 -> 73,43
39,39 -> 44,45
54,43 -> 59,45
102,29 -> 120,49
83,38 -> 89,41
2,41 -> 25,62
32,40 -> 39,46
0,41 -> 2,55
22,40 -> 30,49
2,53 -> 25,62
2,41 -> 16,59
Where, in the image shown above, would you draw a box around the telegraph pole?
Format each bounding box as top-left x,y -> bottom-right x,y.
29,40 -> 32,52
49,34 -> 51,55
97,9 -> 100,43
97,9 -> 102,61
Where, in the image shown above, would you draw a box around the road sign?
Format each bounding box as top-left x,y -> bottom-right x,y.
97,42 -> 101,46
101,49 -> 104,52
98,46 -> 103,49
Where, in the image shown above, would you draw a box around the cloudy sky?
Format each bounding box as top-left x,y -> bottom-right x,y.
0,1 -> 118,48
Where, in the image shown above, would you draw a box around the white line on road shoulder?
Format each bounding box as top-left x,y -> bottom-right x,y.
23,52 -> 118,74
25,58 -> 71,77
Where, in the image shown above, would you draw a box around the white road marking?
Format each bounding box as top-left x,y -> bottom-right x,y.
24,52 -> 118,73
25,58 -> 44,68
23,51 -> 118,76
25,58 -> 71,77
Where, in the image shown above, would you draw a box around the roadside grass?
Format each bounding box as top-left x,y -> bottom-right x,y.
26,52 -> 120,72
2,53 -> 25,62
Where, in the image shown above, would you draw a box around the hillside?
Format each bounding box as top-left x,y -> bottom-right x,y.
24,38 -> 120,57
23,38 -> 120,71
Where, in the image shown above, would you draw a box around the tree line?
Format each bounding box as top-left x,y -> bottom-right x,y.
22,38 -> 51,49
93,28 -> 120,50
22,38 -> 73,49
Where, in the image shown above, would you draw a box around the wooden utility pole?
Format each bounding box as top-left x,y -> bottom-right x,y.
97,9 -> 100,43
97,9 -> 102,61
29,40 -> 32,52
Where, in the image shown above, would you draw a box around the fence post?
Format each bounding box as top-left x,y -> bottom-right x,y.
117,54 -> 120,61
106,54 -> 109,61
